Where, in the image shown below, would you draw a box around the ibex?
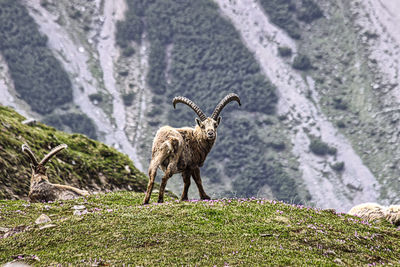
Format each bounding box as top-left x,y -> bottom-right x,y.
143,93 -> 241,204
22,144 -> 89,202
348,203 -> 400,226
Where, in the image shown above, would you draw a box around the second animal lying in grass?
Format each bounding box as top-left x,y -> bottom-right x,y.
143,93 -> 241,204
22,144 -> 89,202
348,203 -> 400,226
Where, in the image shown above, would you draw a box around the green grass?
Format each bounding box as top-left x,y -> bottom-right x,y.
1,191 -> 399,265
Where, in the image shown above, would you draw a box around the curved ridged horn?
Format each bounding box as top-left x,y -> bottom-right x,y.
172,96 -> 207,121
22,144 -> 39,167
39,144 -> 68,166
211,93 -> 241,120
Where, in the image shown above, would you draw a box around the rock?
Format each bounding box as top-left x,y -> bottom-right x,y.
73,210 -> 81,216
73,209 -> 88,216
35,214 -> 51,225
39,224 -> 57,230
72,205 -> 86,210
324,249 -> 336,255
124,165 -> 131,173
0,226 -> 9,233
333,258 -> 343,265
3,261 -> 31,267
21,118 -> 37,126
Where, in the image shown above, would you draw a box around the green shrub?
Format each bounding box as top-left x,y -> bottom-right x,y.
292,54 -> 311,70
122,46 -> 135,57
89,93 -> 103,103
278,46 -> 292,57
115,13 -> 143,47
309,138 -> 335,156
297,0 -> 323,23
258,0 -> 322,38
258,0 -> 301,39
268,140 -> 286,151
122,92 -> 135,106
330,162 -> 345,172
336,120 -> 346,128
333,97 -> 348,110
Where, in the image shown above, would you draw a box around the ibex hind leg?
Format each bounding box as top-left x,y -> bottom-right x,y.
143,156 -> 163,205
143,144 -> 171,204
158,170 -> 173,203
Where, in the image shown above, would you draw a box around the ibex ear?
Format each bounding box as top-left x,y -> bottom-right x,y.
217,116 -> 221,126
195,118 -> 202,127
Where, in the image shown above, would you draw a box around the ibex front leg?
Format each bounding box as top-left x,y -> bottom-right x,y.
180,170 -> 191,201
192,167 -> 210,200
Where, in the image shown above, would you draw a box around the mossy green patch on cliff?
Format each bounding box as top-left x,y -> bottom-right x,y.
0,105 -> 148,200
0,192 -> 399,265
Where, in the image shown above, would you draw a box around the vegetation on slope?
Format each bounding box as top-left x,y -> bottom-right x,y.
295,1 -> 400,202
0,0 -> 72,114
117,0 -> 310,203
258,0 -> 323,39
1,191 -> 399,265
0,0 -> 98,139
0,105 -> 147,200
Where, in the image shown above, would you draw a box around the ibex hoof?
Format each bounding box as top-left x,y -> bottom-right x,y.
201,195 -> 211,200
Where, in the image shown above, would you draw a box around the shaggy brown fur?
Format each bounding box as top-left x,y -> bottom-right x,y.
348,203 -> 400,226
22,144 -> 89,202
143,93 -> 241,204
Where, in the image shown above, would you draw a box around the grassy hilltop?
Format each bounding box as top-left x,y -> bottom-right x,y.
0,105 -> 148,199
1,192 -> 400,265
0,105 -> 399,265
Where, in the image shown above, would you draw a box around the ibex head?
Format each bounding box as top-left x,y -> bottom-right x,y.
173,93 -> 241,141
22,144 -> 68,175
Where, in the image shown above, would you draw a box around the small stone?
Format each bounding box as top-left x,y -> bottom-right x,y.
124,165 -> 131,173
73,209 -> 87,216
39,224 -> 57,230
3,261 -> 31,267
21,118 -> 37,126
72,205 -> 86,210
325,249 -> 336,255
333,258 -> 343,265
0,227 -> 9,233
35,214 -> 51,225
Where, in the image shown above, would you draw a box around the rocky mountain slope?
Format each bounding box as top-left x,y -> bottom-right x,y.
1,0 -> 400,211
